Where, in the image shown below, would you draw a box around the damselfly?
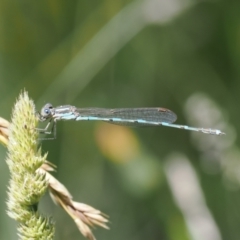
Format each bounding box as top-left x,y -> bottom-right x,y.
37,103 -> 225,139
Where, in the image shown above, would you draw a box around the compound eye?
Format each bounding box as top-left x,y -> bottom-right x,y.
40,103 -> 53,118
44,109 -> 51,115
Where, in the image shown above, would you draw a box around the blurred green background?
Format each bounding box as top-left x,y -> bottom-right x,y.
0,0 -> 239,239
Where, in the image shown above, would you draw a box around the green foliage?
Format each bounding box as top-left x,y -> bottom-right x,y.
0,0 -> 239,239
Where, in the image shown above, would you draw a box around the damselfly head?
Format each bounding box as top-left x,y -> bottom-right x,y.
39,103 -> 54,121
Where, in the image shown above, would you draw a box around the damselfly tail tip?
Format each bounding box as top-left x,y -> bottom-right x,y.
218,131 -> 226,136
201,128 -> 225,136
211,129 -> 225,136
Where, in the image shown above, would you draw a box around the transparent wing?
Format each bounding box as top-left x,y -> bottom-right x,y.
75,107 -> 177,126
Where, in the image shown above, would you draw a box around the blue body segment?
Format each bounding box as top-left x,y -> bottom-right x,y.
38,103 -> 225,136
